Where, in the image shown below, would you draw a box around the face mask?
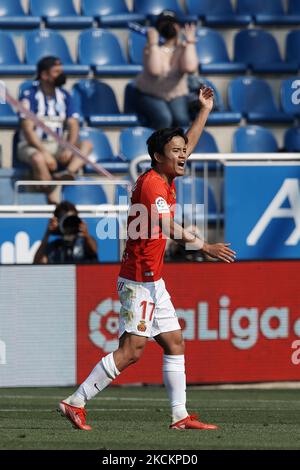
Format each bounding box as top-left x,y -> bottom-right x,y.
157,21 -> 178,40
54,73 -> 66,87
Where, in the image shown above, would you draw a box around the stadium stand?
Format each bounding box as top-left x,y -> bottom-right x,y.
0,1 -> 297,206
79,127 -> 128,173
72,79 -> 138,127
281,77 -> 300,117
62,177 -> 108,204
78,29 -> 142,76
0,0 -> 40,29
284,127 -> 300,151
81,0 -> 145,27
237,0 -> 300,25
185,0 -> 251,26
193,129 -> 219,154
232,126 -> 279,153
128,29 -> 146,66
196,28 -> 246,74
133,0 -> 197,23
29,0 -> 93,29
25,29 -> 89,75
0,102 -> 18,128
228,77 -> 294,123
0,31 -> 35,75
114,182 -> 129,205
288,0 -> 300,16
175,176 -> 219,223
234,29 -> 298,73
119,127 -> 154,161
285,30 -> 300,70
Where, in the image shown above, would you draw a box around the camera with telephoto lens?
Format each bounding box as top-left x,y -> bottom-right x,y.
58,213 -> 82,236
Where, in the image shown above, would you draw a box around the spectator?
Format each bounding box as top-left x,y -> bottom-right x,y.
17,56 -> 93,204
33,201 -> 98,264
134,10 -> 198,129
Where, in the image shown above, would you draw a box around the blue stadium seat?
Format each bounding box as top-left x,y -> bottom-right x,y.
0,0 -> 40,29
232,126 -> 278,153
72,79 -> 138,127
25,29 -> 89,75
234,29 -> 297,73
18,80 -> 36,98
133,0 -> 197,23
196,28 -> 246,74
62,178 -> 108,205
119,127 -> 153,161
175,176 -> 219,223
288,0 -> 300,19
29,0 -> 93,29
284,127 -> 300,151
185,0 -> 251,26
78,29 -> 142,76
228,77 -> 293,123
286,30 -> 300,70
193,130 -> 219,153
281,78 -> 300,118
0,32 -> 35,75
0,102 -> 18,127
81,0 -> 145,27
191,78 -> 242,125
128,30 -> 147,65
189,129 -> 219,171
79,127 -> 128,173
237,0 -> 300,25
114,183 -> 130,205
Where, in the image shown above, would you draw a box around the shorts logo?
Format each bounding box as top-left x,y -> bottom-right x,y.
137,320 -> 147,332
117,281 -> 124,292
155,197 -> 170,214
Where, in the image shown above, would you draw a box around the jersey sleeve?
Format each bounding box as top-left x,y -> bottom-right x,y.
141,178 -> 170,217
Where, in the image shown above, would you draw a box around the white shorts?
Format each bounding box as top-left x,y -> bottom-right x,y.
117,277 -> 181,338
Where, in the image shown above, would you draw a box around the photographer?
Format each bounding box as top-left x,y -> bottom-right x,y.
33,201 -> 98,264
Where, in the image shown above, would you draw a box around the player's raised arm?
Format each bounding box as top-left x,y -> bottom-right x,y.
185,86 -> 214,158
160,215 -> 236,263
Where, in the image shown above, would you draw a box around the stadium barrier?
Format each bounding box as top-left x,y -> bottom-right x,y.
1,262 -> 300,387
130,154 -> 300,259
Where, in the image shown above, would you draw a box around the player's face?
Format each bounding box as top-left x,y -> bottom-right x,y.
160,136 -> 187,178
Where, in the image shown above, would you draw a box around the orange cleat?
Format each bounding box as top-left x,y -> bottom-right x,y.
59,401 -> 92,431
169,414 -> 219,430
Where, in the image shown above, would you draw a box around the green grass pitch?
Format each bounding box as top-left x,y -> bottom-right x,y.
0,386 -> 300,450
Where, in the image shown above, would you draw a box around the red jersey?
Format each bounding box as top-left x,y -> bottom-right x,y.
119,169 -> 176,282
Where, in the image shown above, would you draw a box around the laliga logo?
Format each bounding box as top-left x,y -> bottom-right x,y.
89,298 -> 121,353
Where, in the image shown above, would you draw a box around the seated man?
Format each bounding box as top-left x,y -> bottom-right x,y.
17,56 -> 92,203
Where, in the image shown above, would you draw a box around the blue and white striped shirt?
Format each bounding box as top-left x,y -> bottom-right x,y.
19,82 -> 79,141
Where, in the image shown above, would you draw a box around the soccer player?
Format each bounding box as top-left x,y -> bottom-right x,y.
59,86 -> 236,431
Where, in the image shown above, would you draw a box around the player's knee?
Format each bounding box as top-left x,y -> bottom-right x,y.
126,345 -> 144,365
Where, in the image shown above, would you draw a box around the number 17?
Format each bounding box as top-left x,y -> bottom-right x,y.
140,301 -> 155,321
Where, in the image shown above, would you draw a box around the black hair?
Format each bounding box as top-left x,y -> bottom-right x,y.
146,128 -> 188,167
54,200 -> 78,219
37,56 -> 62,79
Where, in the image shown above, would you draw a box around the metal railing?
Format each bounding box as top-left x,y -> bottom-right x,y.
129,153 -> 300,240
14,179 -> 132,206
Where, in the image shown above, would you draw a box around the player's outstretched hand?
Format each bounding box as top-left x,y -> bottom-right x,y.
202,242 -> 236,263
199,86 -> 214,112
